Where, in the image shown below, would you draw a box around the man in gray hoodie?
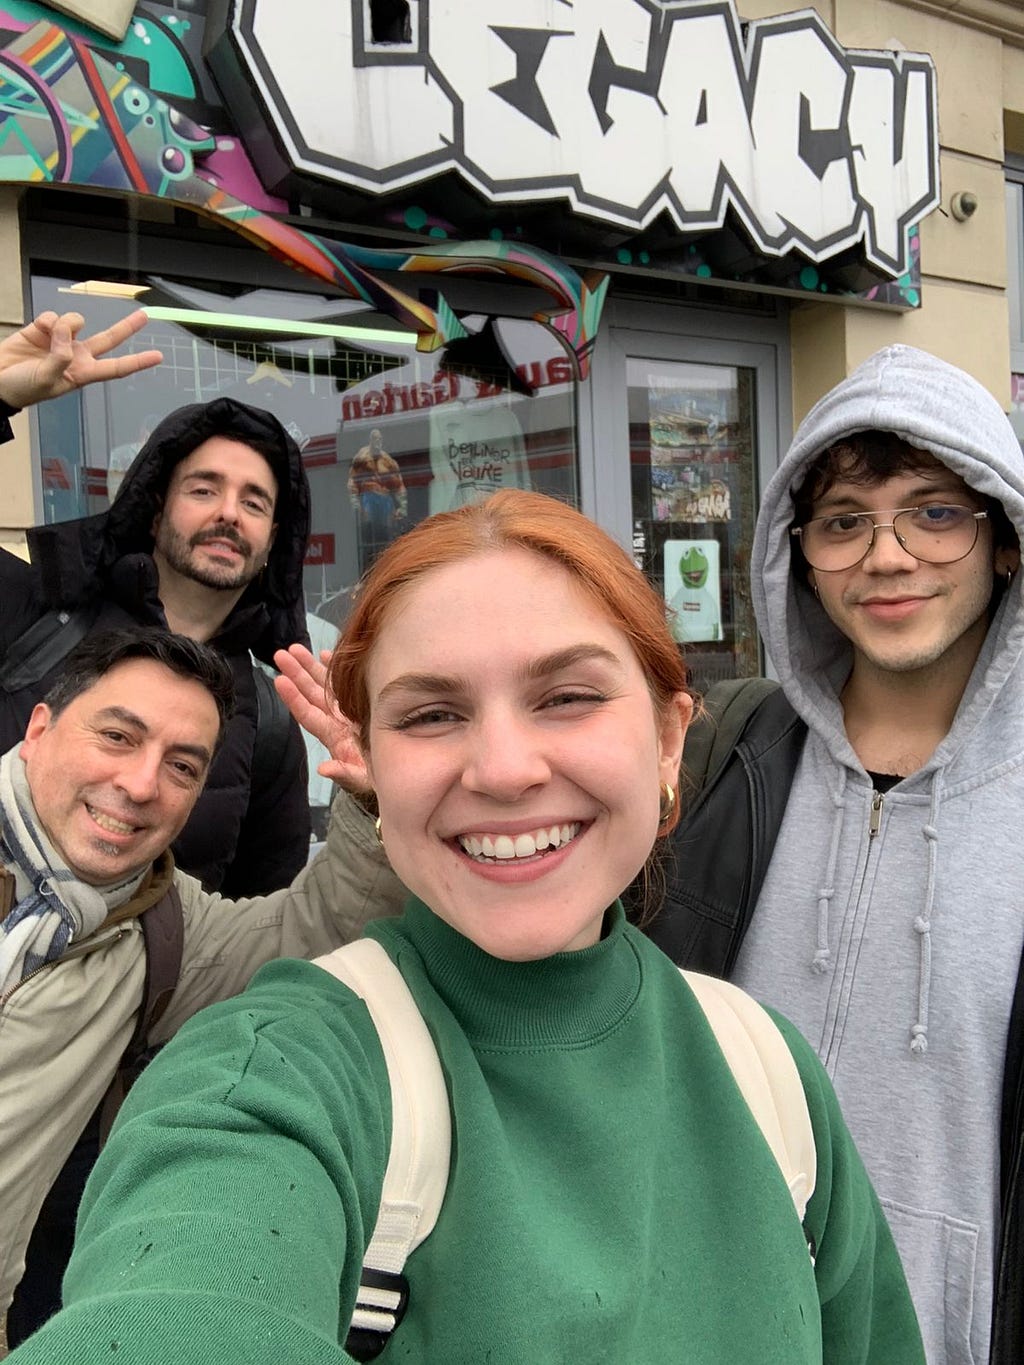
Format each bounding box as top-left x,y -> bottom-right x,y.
643,346 -> 1024,1365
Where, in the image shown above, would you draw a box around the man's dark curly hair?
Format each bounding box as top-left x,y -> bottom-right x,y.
791,430 -> 1017,555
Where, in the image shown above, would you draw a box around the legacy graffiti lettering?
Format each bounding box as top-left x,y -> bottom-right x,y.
217,0 -> 938,275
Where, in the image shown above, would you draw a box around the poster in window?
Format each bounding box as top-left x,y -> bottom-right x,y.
664,539 -> 723,643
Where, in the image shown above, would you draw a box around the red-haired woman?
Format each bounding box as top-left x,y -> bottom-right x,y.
10,492 -> 923,1364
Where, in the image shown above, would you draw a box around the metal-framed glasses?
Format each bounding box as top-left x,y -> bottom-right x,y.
791,505 -> 989,573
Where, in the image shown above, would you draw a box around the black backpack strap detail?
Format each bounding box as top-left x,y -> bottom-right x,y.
345,1268 -> 411,1361
98,883 -> 184,1144
681,677 -> 783,806
0,604 -> 101,693
647,684 -> 806,976
250,664 -> 294,795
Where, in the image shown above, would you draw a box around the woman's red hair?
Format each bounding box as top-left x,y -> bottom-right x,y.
329,490 -> 690,833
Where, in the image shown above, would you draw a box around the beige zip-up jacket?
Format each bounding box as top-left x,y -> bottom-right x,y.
0,793 -> 407,1318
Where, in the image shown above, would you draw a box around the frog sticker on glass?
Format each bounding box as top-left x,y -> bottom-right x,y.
664,539 -> 723,643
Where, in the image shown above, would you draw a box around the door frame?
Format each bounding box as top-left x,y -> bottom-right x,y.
578,294 -> 792,554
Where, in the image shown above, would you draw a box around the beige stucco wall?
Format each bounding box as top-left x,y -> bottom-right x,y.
777,0 -> 1024,422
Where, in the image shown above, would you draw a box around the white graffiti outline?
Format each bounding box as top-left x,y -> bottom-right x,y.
222,0 -> 939,276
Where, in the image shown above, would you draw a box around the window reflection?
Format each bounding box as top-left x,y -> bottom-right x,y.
30,272 -> 580,822
31,275 -> 580,611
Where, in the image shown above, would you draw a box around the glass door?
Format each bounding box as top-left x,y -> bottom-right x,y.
627,356 -> 760,686
582,315 -> 788,691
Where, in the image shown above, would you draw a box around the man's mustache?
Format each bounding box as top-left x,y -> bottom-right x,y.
191,524 -> 252,556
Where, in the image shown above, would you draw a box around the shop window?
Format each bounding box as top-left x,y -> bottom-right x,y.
30,268 -> 581,816
626,357 -> 760,688
29,270 -> 580,607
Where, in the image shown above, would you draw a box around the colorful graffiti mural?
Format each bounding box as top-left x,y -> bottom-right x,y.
0,10 -> 608,377
335,239 -> 608,381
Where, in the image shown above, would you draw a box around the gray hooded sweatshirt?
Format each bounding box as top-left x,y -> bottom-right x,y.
734,345 -> 1024,1365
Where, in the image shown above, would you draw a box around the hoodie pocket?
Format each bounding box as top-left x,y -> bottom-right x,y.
879,1198 -> 978,1365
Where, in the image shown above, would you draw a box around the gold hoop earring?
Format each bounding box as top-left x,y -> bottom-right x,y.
659,782 -> 676,826
374,816 -> 385,848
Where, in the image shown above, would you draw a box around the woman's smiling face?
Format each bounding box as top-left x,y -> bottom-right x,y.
363,547 -> 689,961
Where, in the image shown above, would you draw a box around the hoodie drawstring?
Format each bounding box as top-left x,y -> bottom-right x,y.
910,778 -> 943,1057
810,770 -> 941,1054
812,770 -> 848,974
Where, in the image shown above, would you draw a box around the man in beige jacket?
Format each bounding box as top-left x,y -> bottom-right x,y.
0,627 -> 396,1341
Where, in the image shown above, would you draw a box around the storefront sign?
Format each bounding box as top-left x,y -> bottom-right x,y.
341,358 -> 576,425
212,0 -> 938,275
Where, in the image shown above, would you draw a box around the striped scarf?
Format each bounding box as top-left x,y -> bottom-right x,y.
0,746 -> 143,991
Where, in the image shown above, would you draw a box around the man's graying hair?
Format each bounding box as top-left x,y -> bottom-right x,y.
43,628 -> 236,743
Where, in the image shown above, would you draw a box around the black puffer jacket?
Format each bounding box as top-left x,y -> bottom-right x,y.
0,398 -> 312,896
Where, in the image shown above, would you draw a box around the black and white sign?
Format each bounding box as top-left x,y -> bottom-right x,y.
215,0 -> 939,275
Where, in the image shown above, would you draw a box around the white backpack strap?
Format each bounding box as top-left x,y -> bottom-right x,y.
682,970 -> 816,1224
313,938 -> 451,1359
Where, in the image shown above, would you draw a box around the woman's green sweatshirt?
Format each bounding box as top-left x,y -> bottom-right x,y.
10,901 -> 923,1363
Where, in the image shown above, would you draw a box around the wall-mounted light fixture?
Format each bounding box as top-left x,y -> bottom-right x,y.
950,191 -> 979,221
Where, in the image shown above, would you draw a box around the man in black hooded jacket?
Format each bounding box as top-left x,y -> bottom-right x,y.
0,309 -> 311,898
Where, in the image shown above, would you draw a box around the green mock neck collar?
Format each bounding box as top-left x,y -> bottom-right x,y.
381,898 -> 642,1050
